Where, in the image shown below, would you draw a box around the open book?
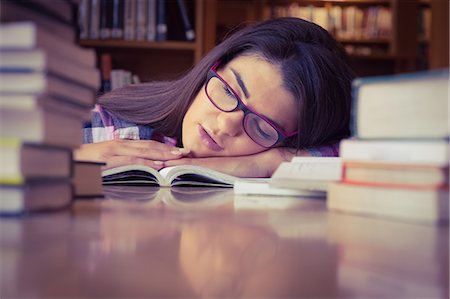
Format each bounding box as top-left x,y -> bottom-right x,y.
102,165 -> 239,187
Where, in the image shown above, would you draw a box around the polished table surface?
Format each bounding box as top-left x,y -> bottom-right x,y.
1,186 -> 449,298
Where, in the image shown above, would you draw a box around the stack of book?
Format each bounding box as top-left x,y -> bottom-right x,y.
328,69 -> 449,224
0,1 -> 101,215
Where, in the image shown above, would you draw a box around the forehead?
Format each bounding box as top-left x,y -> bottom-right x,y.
222,54 -> 298,132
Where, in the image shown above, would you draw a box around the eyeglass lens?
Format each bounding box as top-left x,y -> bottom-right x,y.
206,76 -> 280,147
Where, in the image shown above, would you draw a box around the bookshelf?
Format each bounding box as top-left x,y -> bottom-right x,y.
78,0 -> 448,82
78,0 -> 204,82
202,0 -> 447,77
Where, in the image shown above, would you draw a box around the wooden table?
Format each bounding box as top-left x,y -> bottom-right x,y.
1,186 -> 448,298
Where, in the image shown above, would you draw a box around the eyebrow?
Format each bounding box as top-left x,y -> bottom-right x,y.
230,68 -> 250,98
230,67 -> 287,132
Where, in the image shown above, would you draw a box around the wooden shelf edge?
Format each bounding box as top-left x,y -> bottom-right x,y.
79,39 -> 198,51
337,37 -> 391,44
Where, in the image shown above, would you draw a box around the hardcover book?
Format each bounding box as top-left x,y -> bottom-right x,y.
342,161 -> 449,189
339,139 -> 449,165
0,49 -> 100,91
0,21 -> 96,68
0,139 -> 72,185
351,69 -> 449,139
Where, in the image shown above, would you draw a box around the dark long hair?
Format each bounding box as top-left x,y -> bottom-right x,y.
98,17 -> 355,149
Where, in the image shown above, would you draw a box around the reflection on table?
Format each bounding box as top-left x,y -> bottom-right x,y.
1,186 -> 448,298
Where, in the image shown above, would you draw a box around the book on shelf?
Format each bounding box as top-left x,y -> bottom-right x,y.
78,0 -> 91,39
0,94 -> 92,122
0,49 -> 100,91
176,0 -> 195,41
102,164 -> 241,187
0,139 -> 72,185
342,161 -> 449,189
327,182 -> 449,224
269,157 -> 343,192
89,0 -> 100,39
0,180 -> 73,216
0,21 -> 96,68
99,0 -> 113,39
0,72 -> 96,108
136,0 -> 147,40
339,139 -> 449,165
111,0 -> 125,38
234,179 -> 325,198
156,0 -> 167,41
72,160 -> 105,198
351,69 -> 449,139
0,108 -> 83,148
110,69 -> 132,90
124,0 -> 137,40
147,0 -> 157,41
1,0 -> 76,42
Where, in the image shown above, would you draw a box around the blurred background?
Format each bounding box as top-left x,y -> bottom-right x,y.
3,0 -> 449,92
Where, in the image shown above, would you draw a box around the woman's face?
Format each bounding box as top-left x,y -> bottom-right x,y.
182,54 -> 298,157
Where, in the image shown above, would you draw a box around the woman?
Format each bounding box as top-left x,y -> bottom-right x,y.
75,17 -> 355,177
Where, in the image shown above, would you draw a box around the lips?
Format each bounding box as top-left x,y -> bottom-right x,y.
198,125 -> 223,151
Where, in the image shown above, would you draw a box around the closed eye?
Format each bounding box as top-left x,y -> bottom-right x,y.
222,84 -> 237,99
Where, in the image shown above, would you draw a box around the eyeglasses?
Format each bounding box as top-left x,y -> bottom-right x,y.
204,62 -> 298,148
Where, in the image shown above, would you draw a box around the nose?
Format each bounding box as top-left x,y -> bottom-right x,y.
216,109 -> 245,137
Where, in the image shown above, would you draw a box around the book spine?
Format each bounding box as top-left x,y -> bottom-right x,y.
176,0 -> 195,41
146,0 -> 156,41
89,0 -> 100,39
124,0 -> 137,40
78,0 -> 90,39
111,0 -> 124,38
136,0 -> 147,40
156,0 -> 167,41
99,0 -> 112,39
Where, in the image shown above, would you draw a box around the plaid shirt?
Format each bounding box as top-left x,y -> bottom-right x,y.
83,105 -> 177,145
83,105 -> 339,157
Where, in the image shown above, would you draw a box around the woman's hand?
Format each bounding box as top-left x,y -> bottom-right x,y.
164,147 -> 310,178
74,140 -> 190,171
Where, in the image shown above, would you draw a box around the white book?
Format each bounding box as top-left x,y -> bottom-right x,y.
234,179 -> 325,197
0,49 -> 100,90
352,69 -> 449,139
340,139 -> 449,166
269,157 -> 343,191
102,164 -> 239,187
0,21 -> 96,68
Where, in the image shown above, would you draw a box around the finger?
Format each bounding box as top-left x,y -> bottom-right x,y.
105,156 -> 165,171
111,142 -> 190,160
